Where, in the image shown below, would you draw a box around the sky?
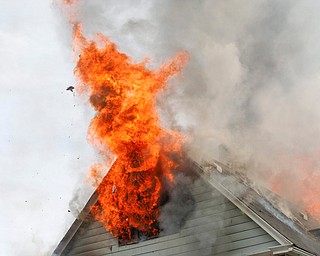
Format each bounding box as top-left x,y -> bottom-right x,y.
2,0 -> 320,255
0,1 -> 96,255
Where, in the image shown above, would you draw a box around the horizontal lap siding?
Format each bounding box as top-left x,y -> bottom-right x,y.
86,221 -> 104,231
170,241 -> 279,256
63,177 -> 279,255
65,220 -> 117,256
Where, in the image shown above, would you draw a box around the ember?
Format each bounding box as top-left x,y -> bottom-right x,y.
70,23 -> 188,239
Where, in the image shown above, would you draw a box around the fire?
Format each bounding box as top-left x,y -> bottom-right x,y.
268,154 -> 320,222
63,0 -> 78,5
297,156 -> 320,221
71,24 -> 188,239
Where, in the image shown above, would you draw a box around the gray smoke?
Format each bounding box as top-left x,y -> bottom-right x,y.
159,173 -> 195,235
148,1 -> 320,170
151,1 -> 320,208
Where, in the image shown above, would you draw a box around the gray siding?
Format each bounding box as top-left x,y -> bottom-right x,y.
63,178 -> 279,256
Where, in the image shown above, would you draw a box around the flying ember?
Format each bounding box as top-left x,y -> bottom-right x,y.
71,24 -> 189,239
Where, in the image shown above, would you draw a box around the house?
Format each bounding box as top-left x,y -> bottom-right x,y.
53,159 -> 320,256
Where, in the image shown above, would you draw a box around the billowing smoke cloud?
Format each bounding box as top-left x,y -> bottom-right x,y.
59,0 -> 320,222
148,1 -> 320,163
151,0 -> 320,217
157,1 -> 320,220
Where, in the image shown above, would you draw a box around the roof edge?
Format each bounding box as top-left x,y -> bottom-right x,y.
52,191 -> 98,255
190,160 -> 292,245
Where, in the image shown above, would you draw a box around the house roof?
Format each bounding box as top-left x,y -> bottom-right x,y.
53,190 -> 99,255
53,158 -> 320,256
192,160 -> 320,256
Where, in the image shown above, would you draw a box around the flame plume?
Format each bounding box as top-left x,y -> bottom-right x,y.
72,24 -> 188,239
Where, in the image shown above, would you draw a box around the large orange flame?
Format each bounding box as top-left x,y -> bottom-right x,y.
72,24 -> 188,239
